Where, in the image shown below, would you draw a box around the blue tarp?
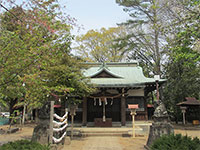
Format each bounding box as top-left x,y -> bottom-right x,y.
0,117 -> 9,125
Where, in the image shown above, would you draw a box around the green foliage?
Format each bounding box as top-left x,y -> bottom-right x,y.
0,0 -> 93,114
41,56 -> 94,104
163,54 -> 200,121
151,134 -> 200,150
163,0 -> 200,121
0,140 -> 50,150
74,26 -> 129,62
116,0 -> 200,77
116,0 -> 167,75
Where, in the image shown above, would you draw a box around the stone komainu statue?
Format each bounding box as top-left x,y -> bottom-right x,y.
153,101 -> 169,122
145,100 -> 174,149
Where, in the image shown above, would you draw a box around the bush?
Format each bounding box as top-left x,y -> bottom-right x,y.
0,140 -> 50,150
151,134 -> 200,150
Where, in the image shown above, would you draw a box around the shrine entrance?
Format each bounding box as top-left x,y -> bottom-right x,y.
87,97 -> 121,126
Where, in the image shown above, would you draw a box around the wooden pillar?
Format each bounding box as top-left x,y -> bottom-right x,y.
121,91 -> 126,126
103,101 -> 106,122
144,97 -> 148,120
82,97 -> 87,126
131,110 -> 137,138
144,89 -> 148,120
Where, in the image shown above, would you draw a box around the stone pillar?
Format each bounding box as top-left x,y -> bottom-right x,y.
145,101 -> 174,149
32,102 -> 51,145
121,96 -> 126,126
82,97 -> 87,126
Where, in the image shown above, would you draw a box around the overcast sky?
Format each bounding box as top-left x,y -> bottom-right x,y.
64,0 -> 130,35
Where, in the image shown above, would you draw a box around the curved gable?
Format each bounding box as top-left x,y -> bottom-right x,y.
90,68 -> 123,78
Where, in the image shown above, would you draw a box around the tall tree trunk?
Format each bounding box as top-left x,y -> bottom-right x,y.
35,109 -> 39,123
153,0 -> 161,75
155,30 -> 161,75
9,98 -> 17,123
22,104 -> 26,125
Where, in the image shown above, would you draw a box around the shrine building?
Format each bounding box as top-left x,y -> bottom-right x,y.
74,61 -> 166,127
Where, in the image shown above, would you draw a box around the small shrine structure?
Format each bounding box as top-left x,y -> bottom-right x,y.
177,97 -> 200,124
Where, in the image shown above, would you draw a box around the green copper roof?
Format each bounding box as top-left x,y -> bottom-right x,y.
83,62 -> 166,87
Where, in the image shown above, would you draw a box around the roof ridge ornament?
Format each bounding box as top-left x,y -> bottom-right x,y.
98,62 -> 110,71
154,75 -> 160,81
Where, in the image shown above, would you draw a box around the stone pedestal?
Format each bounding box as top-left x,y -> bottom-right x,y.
145,122 -> 173,148
32,101 -> 68,145
65,136 -> 71,145
145,101 -> 174,149
32,102 -> 51,145
32,120 -> 50,145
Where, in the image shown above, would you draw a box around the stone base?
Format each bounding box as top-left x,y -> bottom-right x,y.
64,136 -> 71,145
50,136 -> 70,150
6,127 -> 19,134
145,122 -> 174,149
67,129 -> 82,137
0,129 -> 5,134
32,123 -> 49,145
51,144 -> 64,150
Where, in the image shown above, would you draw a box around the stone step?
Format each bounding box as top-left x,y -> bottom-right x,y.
67,130 -> 131,137
66,128 -> 145,137
81,132 -> 131,137
82,130 -> 129,133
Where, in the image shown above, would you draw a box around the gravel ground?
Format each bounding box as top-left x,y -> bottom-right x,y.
63,136 -> 147,150
0,124 -> 35,146
0,123 -> 199,150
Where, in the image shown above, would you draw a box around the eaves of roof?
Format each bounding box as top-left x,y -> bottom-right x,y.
83,62 -> 167,87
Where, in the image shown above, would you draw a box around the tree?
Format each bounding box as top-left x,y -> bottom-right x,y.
116,0 -> 170,75
0,0 -> 93,118
74,26 -> 129,62
163,0 -> 200,122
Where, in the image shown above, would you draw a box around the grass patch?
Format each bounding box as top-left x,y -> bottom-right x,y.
0,140 -> 50,150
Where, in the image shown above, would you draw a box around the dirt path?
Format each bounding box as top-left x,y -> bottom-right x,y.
63,136 -> 147,150
0,124 -> 199,150
0,124 -> 35,145
174,129 -> 200,138
62,128 -> 200,150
